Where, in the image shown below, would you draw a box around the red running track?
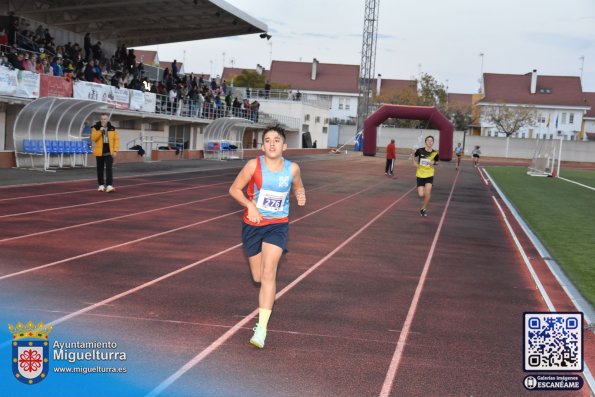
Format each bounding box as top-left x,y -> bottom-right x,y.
0,154 -> 591,397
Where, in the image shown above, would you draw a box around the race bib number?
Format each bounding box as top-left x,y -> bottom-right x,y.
256,189 -> 287,212
420,158 -> 432,167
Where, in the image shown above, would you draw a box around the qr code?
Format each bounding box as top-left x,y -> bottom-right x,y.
524,312 -> 583,371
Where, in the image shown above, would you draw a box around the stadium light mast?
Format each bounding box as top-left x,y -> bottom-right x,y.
356,0 -> 380,153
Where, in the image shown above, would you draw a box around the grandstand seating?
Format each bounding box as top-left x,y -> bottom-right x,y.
21,138 -> 91,169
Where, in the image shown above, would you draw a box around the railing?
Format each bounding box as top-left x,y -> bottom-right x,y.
153,94 -> 264,122
230,86 -> 331,109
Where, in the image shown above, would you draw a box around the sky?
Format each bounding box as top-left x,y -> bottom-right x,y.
136,0 -> 595,94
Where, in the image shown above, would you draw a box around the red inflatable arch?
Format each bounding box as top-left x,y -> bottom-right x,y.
363,105 -> 453,160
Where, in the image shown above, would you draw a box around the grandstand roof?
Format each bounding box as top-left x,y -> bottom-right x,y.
11,0 -> 268,47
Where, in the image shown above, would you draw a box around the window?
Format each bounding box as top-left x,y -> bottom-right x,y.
338,98 -> 344,110
345,99 -> 350,111
322,127 -> 328,134
324,118 -> 329,124
539,114 -> 546,123
304,114 -> 310,121
569,113 -> 574,124
561,113 -> 567,124
315,116 -> 321,123
302,124 -> 309,132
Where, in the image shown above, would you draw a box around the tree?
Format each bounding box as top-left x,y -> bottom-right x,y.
482,105 -> 537,137
448,102 -> 474,132
232,70 -> 266,88
482,104 -> 537,156
371,73 -> 448,129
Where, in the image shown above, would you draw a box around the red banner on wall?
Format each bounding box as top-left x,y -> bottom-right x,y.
39,75 -> 73,98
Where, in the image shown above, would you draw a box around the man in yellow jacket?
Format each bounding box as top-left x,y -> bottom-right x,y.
91,113 -> 119,192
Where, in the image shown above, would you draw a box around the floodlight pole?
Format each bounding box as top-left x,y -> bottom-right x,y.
356,0 -> 380,154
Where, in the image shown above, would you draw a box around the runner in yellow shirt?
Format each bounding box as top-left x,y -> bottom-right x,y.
412,136 -> 439,217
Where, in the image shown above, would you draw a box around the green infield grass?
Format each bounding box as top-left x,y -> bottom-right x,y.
485,166 -> 595,307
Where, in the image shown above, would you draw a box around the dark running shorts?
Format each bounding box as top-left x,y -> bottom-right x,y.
473,154 -> 480,158
416,177 -> 434,187
242,222 -> 289,257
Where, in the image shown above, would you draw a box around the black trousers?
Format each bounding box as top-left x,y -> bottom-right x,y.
385,159 -> 395,174
96,155 -> 114,186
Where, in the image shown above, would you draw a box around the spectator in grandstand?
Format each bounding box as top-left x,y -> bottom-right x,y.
92,41 -> 103,62
232,97 -> 241,117
228,125 -> 306,349
250,100 -> 260,122
51,56 -> 63,76
454,142 -> 463,170
84,33 -> 91,62
11,52 -> 25,70
37,57 -> 52,74
197,90 -> 205,118
93,61 -> 105,84
172,59 -> 178,80
264,80 -> 271,99
413,135 -> 439,217
91,113 -> 119,193
312,140 -> 317,148
28,53 -> 39,72
385,139 -> 396,176
20,53 -> 32,71
472,145 -> 481,167
126,49 -> 135,73
0,28 -> 8,46
221,79 -> 227,95
84,59 -> 95,82
168,86 -> 177,114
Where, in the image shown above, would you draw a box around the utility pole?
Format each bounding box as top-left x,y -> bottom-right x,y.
356,0 -> 380,154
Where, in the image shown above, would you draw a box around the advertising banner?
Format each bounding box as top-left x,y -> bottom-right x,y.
39,74 -> 73,98
0,67 -> 18,96
15,70 -> 40,98
105,86 -> 129,110
73,81 -> 107,102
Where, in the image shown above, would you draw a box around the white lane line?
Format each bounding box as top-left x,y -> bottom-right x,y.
491,195 -> 595,395
491,196 -> 555,310
0,172 -> 235,203
0,193 -> 229,243
0,210 -> 242,282
558,176 -> 595,192
145,186 -> 416,397
478,166 -> 489,185
0,181 -> 230,219
0,181 -> 383,350
379,172 -> 459,397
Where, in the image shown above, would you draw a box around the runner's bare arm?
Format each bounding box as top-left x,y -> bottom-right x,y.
229,159 -> 262,223
291,163 -> 306,206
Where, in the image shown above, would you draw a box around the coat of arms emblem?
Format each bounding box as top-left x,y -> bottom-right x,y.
9,321 -> 53,385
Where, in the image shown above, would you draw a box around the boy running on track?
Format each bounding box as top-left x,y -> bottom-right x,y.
472,145 -> 481,167
229,125 -> 306,349
385,139 -> 396,176
413,136 -> 439,217
454,142 -> 463,170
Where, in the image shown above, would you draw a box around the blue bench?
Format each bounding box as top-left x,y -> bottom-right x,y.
21,139 -> 92,169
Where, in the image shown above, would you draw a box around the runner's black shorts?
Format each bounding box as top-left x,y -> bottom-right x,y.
416,177 -> 434,187
242,222 -> 289,257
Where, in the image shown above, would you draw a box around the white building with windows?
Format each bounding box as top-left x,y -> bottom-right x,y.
477,70 -> 590,141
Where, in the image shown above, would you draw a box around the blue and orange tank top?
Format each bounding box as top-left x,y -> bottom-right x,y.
244,155 -> 293,226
